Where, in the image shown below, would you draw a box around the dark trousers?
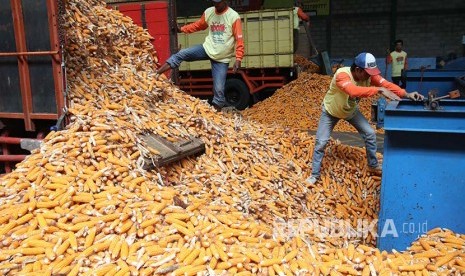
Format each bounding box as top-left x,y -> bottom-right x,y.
392,76 -> 407,89
293,29 -> 299,53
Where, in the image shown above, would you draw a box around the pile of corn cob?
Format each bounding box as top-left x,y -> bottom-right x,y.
294,55 -> 320,74
294,55 -> 344,74
0,0 -> 464,275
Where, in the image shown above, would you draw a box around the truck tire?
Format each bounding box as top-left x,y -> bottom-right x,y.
225,79 -> 250,110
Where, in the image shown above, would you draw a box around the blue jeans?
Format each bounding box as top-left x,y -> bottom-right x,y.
166,44 -> 228,107
311,106 -> 378,178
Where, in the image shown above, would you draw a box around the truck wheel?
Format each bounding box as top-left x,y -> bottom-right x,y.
225,79 -> 250,110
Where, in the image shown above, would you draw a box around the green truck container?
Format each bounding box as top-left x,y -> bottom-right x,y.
262,0 -> 293,9
177,8 -> 294,70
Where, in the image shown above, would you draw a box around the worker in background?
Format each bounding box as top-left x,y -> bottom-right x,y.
387,39 -> 408,88
156,0 -> 244,112
306,53 -> 423,185
293,0 -> 310,53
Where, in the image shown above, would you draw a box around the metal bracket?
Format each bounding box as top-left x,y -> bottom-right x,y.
425,89 -> 460,111
371,97 -> 387,129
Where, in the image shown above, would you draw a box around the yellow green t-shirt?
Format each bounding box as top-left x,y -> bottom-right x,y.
202,7 -> 241,63
181,7 -> 244,63
323,67 -> 371,119
390,50 -> 407,77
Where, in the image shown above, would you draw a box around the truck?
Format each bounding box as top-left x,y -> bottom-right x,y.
0,0 -> 66,173
107,0 -> 298,110
0,0 -> 297,172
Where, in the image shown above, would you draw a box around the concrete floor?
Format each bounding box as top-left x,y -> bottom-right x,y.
308,130 -> 385,153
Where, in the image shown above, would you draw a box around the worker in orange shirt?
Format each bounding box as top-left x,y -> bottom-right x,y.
156,0 -> 244,111
293,0 -> 310,53
387,39 -> 408,88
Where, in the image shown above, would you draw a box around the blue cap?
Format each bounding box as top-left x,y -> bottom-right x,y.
354,52 -> 381,75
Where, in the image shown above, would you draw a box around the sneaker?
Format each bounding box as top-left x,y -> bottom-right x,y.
221,106 -> 238,113
211,103 -> 222,112
368,164 -> 382,173
305,176 -> 319,185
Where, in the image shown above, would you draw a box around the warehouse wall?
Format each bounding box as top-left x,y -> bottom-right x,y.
297,0 -> 465,59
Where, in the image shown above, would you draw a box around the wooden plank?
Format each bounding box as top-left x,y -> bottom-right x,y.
140,134 -> 205,169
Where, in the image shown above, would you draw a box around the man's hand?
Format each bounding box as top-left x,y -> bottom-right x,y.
233,60 -> 241,73
406,91 -> 424,101
176,25 -> 182,33
378,87 -> 401,101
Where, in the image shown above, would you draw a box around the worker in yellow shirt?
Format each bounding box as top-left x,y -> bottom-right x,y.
306,53 -> 423,185
387,39 -> 408,88
156,0 -> 244,111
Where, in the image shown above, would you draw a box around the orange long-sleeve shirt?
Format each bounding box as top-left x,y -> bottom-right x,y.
297,7 -> 309,22
181,7 -> 244,62
336,72 -> 407,98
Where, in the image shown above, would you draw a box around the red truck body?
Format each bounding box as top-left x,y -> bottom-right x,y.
111,2 -> 172,66
0,0 -> 65,173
